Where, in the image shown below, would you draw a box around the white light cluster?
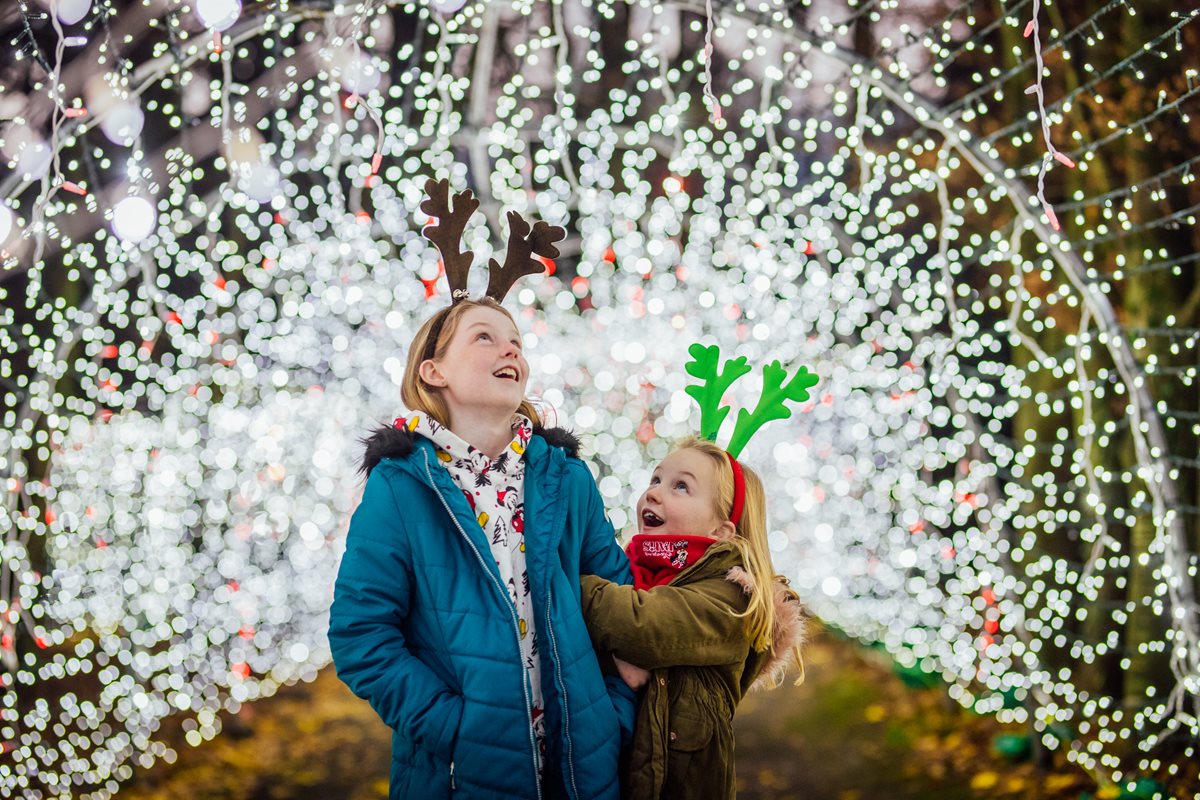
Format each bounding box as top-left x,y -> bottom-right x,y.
0,0 -> 1197,797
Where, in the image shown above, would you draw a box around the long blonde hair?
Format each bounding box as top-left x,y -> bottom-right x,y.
400,298 -> 542,428
675,437 -> 803,680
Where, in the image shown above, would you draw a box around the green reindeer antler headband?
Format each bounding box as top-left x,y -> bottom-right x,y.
683,343 -> 819,523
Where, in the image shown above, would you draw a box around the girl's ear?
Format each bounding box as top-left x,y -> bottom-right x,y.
711,519 -> 737,541
418,359 -> 447,388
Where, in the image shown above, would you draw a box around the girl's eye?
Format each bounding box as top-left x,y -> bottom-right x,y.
476,332 -> 491,341
674,481 -> 689,492
649,477 -> 660,486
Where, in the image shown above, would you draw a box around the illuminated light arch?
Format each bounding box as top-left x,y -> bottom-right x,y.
1,0 -> 1197,795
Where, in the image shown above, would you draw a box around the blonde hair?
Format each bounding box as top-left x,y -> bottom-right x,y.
400,298 -> 542,428
675,437 -> 804,683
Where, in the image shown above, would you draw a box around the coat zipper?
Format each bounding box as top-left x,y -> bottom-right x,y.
422,451 -> 543,800
544,584 -> 580,800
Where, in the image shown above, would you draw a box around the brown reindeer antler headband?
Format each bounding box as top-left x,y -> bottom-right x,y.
419,177 -> 565,360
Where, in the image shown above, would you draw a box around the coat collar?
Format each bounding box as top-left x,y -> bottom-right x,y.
358,419 -> 581,477
362,422 -> 579,597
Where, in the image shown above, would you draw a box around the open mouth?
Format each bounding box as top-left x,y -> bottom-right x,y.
641,509 -> 665,529
493,366 -> 519,381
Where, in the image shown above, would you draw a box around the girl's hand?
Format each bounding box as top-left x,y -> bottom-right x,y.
613,655 -> 650,690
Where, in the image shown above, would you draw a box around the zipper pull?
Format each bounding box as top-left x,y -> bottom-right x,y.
450,760 -> 456,790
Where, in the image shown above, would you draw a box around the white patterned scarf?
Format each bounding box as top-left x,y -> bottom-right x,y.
399,412 -> 546,774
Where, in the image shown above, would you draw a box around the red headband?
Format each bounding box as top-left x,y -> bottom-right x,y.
725,451 -> 746,527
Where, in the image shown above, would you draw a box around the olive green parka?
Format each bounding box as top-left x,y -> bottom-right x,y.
580,541 -> 806,800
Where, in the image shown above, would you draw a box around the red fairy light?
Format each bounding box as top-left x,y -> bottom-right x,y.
102,344 -> 118,358
985,618 -> 1000,634
356,210 -> 371,224
98,409 -> 114,422
164,311 -> 181,325
227,580 -> 240,592
571,276 -> 589,294
35,636 -> 47,649
982,587 -> 996,605
941,545 -> 956,559
812,486 -> 826,503
1023,19 -> 1035,37
45,508 -> 56,525
1044,206 -> 1061,231
232,662 -> 250,679
371,152 -> 383,174
803,240 -> 816,255
95,539 -> 107,549
262,256 -> 277,270
213,31 -> 223,54
214,275 -> 226,290
603,247 -> 616,263
980,633 -> 995,649
541,257 -> 556,276
62,181 -> 87,195
239,626 -> 255,640
100,378 -> 115,392
636,420 -> 655,444
909,520 -> 926,534
1,635 -> 12,652
421,278 -> 438,299
1053,152 -> 1076,168
206,330 -> 219,345
64,107 -> 88,118
345,94 -> 359,109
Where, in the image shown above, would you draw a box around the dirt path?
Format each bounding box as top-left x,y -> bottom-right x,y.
121,629 -> 1094,799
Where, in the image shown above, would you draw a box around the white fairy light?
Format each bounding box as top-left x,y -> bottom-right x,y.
195,0 -> 241,32
98,100 -> 145,145
110,195 -> 156,242
51,0 -> 92,25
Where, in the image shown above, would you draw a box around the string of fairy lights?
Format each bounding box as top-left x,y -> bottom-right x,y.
0,0 -> 1197,796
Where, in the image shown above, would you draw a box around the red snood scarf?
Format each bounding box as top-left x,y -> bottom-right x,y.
625,534 -> 718,589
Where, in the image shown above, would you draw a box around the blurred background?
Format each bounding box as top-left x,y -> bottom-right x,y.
0,0 -> 1198,797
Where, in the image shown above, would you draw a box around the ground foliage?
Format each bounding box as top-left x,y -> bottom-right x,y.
116,626 -> 1199,800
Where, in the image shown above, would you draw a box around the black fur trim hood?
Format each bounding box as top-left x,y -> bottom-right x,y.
359,421 -> 581,476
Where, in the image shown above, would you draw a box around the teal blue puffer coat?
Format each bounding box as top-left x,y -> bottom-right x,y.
329,424 -> 635,799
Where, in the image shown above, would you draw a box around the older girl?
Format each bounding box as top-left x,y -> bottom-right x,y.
329,181 -> 634,799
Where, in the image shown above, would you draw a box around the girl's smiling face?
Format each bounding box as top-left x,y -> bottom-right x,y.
418,305 -> 529,420
636,448 -> 736,540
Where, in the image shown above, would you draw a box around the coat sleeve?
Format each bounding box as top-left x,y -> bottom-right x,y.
580,573 -> 750,669
328,467 -> 464,762
575,467 -> 633,586
571,465 -> 637,744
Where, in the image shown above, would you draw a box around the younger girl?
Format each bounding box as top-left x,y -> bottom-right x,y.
580,437 -> 806,800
